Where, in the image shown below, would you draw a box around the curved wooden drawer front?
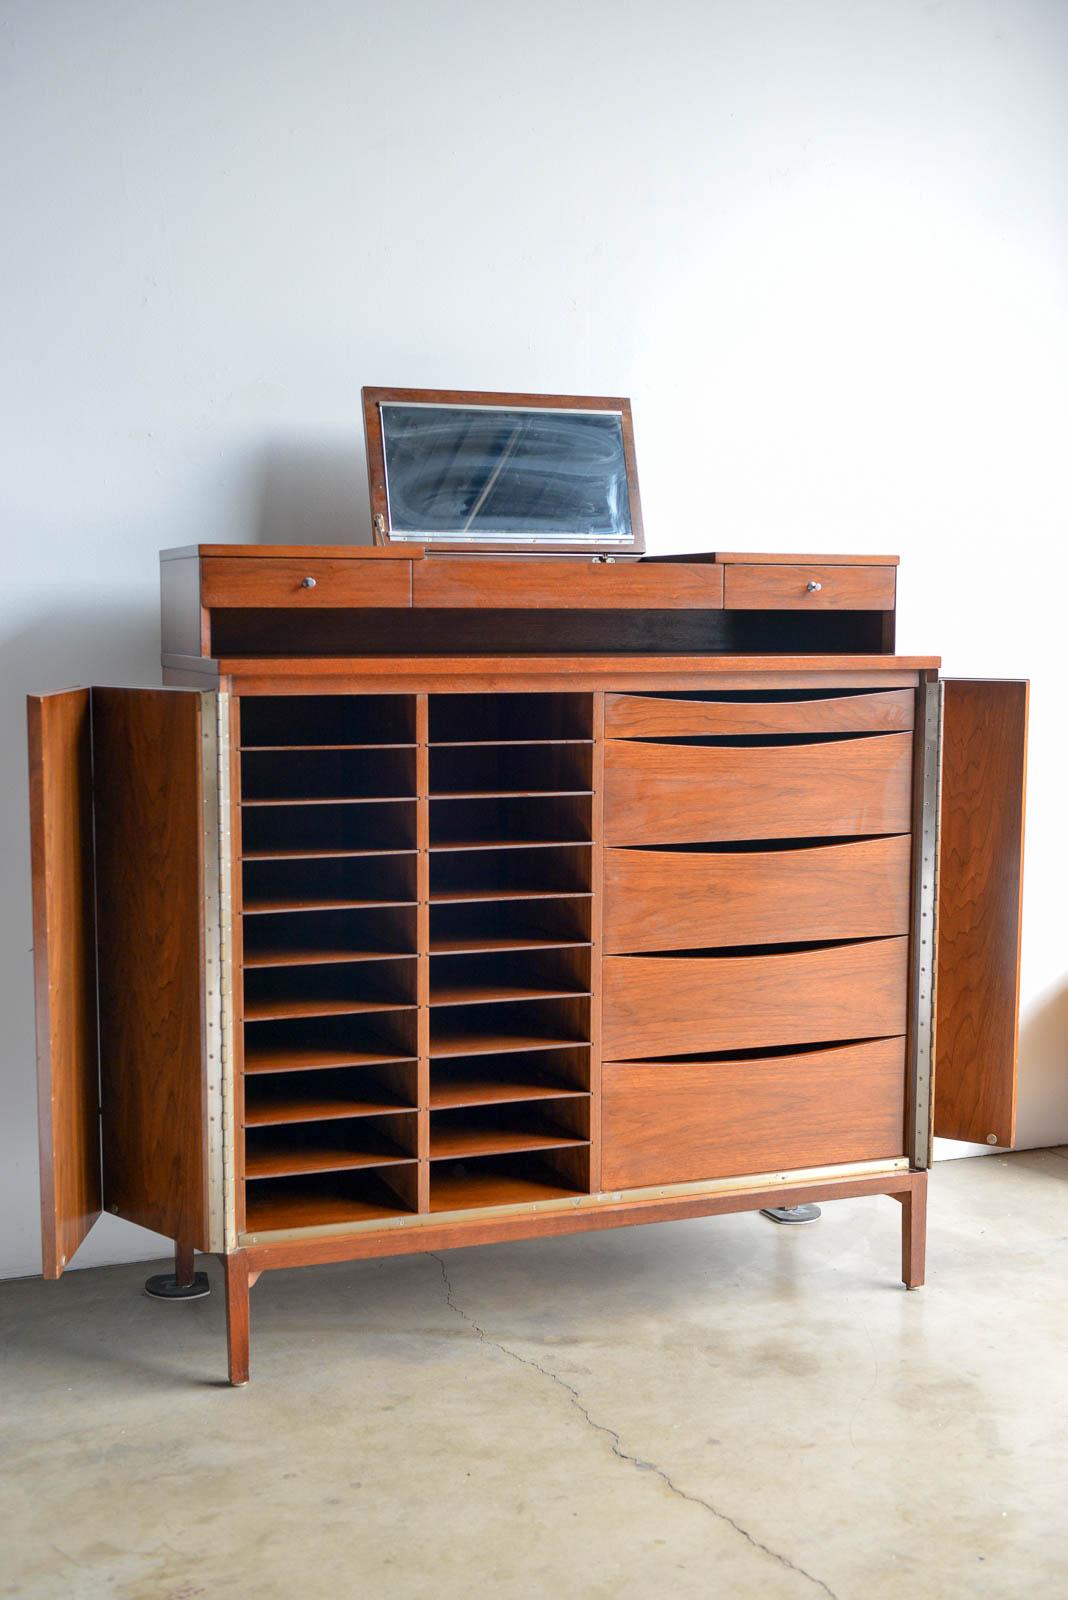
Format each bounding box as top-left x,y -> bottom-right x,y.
604,687 -> 914,739
602,936 -> 908,1059
601,1038 -> 906,1189
723,563 -> 896,611
604,732 -> 913,845
201,557 -> 412,609
604,835 -> 912,953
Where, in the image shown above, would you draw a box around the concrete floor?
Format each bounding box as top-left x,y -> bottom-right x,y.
1,1151 -> 1066,1600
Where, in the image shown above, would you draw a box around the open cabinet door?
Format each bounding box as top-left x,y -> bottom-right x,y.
935,680 -> 1028,1147
28,690 -> 101,1276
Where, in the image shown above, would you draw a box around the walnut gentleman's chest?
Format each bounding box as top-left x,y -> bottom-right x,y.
29,544 -> 1026,1384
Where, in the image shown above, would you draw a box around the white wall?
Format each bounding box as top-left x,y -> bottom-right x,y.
2,0 -> 1065,1277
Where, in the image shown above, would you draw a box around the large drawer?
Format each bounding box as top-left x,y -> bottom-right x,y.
201,557 -> 412,609
602,1038 -> 906,1189
605,835 -> 912,953
603,936 -> 908,1058
412,558 -> 724,609
604,687 -> 914,739
723,563 -> 896,611
604,732 -> 913,844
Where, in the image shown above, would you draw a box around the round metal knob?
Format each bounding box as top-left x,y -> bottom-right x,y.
300,575 -> 317,589
806,580 -> 822,593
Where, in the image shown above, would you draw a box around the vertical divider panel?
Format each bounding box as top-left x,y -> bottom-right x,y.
589,692 -> 605,1193
415,693 -> 431,1211
229,693 -> 247,1237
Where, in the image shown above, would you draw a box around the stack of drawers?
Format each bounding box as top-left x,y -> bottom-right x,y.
600,686 -> 915,1188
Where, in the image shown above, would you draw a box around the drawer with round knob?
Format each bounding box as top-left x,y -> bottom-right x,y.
200,557 -> 412,609
723,563 -> 896,610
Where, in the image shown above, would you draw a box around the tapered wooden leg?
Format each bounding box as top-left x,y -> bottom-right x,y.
175,1239 -> 195,1289
223,1252 -> 251,1386
900,1171 -> 927,1289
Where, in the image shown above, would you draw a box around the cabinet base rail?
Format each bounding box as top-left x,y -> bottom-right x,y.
213,1166 -> 928,1386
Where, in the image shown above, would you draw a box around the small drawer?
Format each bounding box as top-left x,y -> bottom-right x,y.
604,686 -> 914,739
605,835 -> 911,953
601,1038 -> 906,1189
604,732 -> 913,845
723,564 -> 896,611
603,936 -> 908,1059
201,557 -> 412,609
412,558 -> 724,610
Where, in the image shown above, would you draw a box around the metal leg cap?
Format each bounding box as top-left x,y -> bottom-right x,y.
144,1271 -> 211,1300
760,1204 -> 822,1225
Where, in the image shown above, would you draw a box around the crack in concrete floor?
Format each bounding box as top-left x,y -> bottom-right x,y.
429,1253 -> 837,1600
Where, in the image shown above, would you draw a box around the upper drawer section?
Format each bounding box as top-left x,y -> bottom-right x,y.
723,564 -> 896,611
201,557 -> 412,609
605,687 -> 914,739
412,558 -> 724,610
605,733 -> 913,844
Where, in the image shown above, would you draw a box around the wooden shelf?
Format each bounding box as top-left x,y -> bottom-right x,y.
245,1175 -> 413,1232
430,983 -> 590,1007
430,1031 -> 588,1059
428,888 -> 592,904
244,1047 -> 417,1075
243,997 -> 415,1022
430,838 -> 591,853
431,739 -> 593,748
429,1074 -> 588,1110
245,1092 -> 417,1125
429,1163 -> 582,1212
244,947 -> 417,968
430,1124 -> 589,1160
243,847 -> 417,862
429,935 -> 590,955
245,1143 -> 414,1180
243,795 -> 417,808
240,743 -> 416,753
429,789 -> 592,801
245,896 -> 417,915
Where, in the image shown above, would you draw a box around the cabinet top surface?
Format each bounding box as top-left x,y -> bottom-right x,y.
163,544 -> 900,565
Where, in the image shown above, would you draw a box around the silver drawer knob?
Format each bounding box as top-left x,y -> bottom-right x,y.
300,575 -> 317,589
806,580 -> 822,593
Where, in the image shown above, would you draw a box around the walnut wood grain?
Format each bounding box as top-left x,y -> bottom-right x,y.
605,835 -> 912,953
412,558 -> 723,610
201,557 -> 412,609
723,564 -> 896,610
603,937 -> 908,1058
27,690 -> 101,1277
605,732 -> 913,844
935,679 -> 1027,1147
601,1038 -> 906,1188
93,689 -> 208,1248
604,687 -> 914,738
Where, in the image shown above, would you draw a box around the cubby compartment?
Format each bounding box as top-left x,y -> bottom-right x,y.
241,747 -> 416,804
242,956 -> 416,1021
430,1097 -> 589,1161
430,996 -> 591,1058
243,1012 -> 417,1075
430,795 -> 592,851
429,693 -> 592,744
430,896 -> 590,952
244,1062 -> 418,1124
430,1047 -> 591,1109
429,743 -> 592,798
430,845 -> 592,902
245,1112 -> 417,1178
429,1150 -> 590,1213
241,800 -> 417,859
429,947 -> 591,1006
242,906 -> 416,967
245,1168 -> 417,1232
239,694 -> 416,748
243,853 -> 417,914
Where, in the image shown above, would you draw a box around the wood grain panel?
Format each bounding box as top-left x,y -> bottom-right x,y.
935,679 -> 1027,1147
201,557 -> 411,609
27,690 -> 101,1277
93,689 -> 209,1247
603,937 -> 908,1058
602,1038 -> 906,1188
605,835 -> 911,952
724,564 -> 896,610
412,558 -> 723,610
605,687 -> 914,739
605,733 -> 913,844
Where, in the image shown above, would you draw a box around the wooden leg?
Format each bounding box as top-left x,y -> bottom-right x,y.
899,1171 -> 928,1289
223,1252 -> 251,1386
174,1239 -> 195,1289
